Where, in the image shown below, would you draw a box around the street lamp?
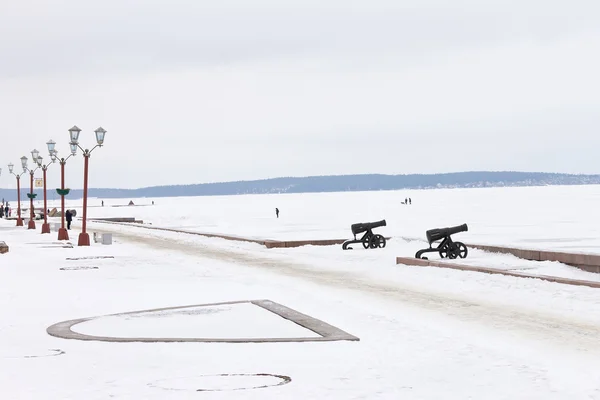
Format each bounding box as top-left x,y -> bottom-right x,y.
38,140 -> 58,234
53,144 -> 77,241
7,159 -> 28,226
22,150 -> 42,229
69,125 -> 106,246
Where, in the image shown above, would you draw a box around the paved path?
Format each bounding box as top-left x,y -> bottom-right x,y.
90,223 -> 600,355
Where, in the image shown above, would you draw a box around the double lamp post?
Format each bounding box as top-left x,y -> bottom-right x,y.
69,126 -> 106,246
7,159 -> 28,227
22,150 -> 44,230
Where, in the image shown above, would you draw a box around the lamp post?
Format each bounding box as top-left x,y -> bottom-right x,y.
69,125 -> 106,246
54,144 -> 77,241
23,149 -> 42,230
39,141 -> 58,234
7,158 -> 28,226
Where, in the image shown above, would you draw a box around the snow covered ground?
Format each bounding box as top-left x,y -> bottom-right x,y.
70,302 -> 323,340
2,185 -> 600,399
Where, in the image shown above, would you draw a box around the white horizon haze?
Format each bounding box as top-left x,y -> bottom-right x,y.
1,0 -> 599,189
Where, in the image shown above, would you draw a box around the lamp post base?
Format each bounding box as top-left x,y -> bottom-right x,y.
58,228 -> 69,241
27,220 -> 36,229
78,232 -> 90,246
41,223 -> 50,234
16,218 -> 23,227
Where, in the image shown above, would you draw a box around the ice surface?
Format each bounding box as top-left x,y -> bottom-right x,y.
40,184 -> 600,252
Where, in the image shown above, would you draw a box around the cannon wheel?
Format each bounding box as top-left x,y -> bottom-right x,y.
448,243 -> 459,259
362,236 -> 371,249
369,234 -> 386,249
447,242 -> 467,259
439,243 -> 450,258
455,242 -> 468,258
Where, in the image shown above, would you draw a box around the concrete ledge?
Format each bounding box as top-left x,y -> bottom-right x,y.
396,257 -> 600,289
266,239 -> 347,249
92,217 -> 136,222
88,219 -> 269,246
254,300 -> 359,340
0,241 -> 8,254
90,217 -> 144,224
46,299 -> 359,343
467,243 -> 600,273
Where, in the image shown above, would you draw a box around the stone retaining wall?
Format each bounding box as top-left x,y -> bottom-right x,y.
90,217 -> 144,224
395,257 -> 600,289
88,219 -> 352,249
467,243 -> 600,273
265,239 -> 347,248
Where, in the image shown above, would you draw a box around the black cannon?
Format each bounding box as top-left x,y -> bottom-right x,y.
342,219 -> 387,250
415,223 -> 468,259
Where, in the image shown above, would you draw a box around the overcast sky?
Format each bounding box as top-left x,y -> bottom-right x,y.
1,0 -> 599,189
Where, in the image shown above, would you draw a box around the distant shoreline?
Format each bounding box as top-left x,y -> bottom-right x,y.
2,171 -> 600,202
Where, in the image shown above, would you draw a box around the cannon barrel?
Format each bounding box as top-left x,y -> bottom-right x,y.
351,219 -> 387,235
426,223 -> 468,244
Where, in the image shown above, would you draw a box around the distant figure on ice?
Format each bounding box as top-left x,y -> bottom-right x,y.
128,200 -> 135,206
101,200 -> 104,207
409,198 -> 412,205
275,208 -> 279,218
65,209 -> 72,230
152,201 -> 154,205
405,198 -> 408,204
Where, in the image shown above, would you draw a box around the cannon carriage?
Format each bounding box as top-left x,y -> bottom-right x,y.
342,219 -> 387,250
415,223 -> 468,260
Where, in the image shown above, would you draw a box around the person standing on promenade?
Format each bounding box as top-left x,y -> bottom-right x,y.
65,209 -> 73,230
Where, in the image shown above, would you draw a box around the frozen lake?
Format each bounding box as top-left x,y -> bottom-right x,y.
43,183 -> 600,252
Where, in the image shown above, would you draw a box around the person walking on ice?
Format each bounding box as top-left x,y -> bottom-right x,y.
275,208 -> 279,218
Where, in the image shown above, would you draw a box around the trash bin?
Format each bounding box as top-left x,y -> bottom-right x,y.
102,233 -> 112,245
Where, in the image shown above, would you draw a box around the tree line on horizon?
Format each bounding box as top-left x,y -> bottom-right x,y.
1,171 -> 599,202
